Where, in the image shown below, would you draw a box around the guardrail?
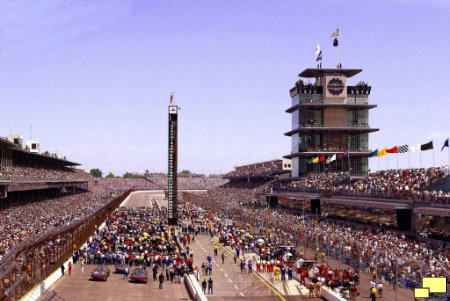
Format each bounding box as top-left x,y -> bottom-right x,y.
0,189 -> 132,301
184,274 -> 207,301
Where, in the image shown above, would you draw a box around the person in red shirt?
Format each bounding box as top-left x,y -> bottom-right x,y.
68,262 -> 72,276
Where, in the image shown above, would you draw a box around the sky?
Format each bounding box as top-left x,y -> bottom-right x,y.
0,0 -> 449,175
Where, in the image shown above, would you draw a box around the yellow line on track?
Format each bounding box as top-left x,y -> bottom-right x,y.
214,238 -> 287,301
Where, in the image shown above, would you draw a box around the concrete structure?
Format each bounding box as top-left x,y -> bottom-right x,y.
6,135 -> 23,148
26,140 -> 40,153
285,68 -> 378,177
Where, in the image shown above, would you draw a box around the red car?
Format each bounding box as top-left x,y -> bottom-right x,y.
91,267 -> 110,281
130,268 -> 148,283
115,264 -> 127,273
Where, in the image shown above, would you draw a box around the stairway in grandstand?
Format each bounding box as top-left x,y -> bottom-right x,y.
144,176 -> 166,190
334,176 -> 350,187
424,176 -> 450,193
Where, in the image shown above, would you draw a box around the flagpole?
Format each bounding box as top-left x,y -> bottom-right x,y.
387,154 -> 389,171
396,153 -> 399,170
408,152 -> 411,169
420,151 -> 422,168
433,148 -> 435,167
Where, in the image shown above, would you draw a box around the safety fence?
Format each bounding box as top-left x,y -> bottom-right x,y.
0,189 -> 132,301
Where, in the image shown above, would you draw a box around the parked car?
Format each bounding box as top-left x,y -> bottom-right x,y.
91,266 -> 110,281
115,264 -> 127,273
130,268 -> 148,283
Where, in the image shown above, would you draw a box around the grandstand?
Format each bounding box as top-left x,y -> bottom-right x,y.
0,137 -> 88,209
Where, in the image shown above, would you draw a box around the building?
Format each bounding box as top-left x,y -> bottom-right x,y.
285,68 -> 378,177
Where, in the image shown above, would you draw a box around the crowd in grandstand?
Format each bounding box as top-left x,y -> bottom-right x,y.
0,192 -> 104,261
224,160 -> 286,178
273,167 -> 449,203
187,187 -> 449,298
145,173 -> 227,190
0,166 -> 88,181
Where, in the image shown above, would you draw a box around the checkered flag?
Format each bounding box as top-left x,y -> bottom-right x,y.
397,144 -> 408,153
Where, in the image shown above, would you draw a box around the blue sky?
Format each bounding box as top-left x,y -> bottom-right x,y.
0,0 -> 449,175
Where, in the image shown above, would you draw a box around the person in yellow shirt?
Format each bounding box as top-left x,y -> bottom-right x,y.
214,245 -> 218,256
274,266 -> 281,280
316,281 -> 322,297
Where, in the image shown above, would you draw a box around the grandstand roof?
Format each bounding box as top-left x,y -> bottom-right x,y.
1,137 -> 80,166
299,68 -> 362,78
13,148 -> 81,166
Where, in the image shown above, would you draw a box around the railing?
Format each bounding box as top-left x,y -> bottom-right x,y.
0,190 -> 132,301
296,147 -> 370,152
271,187 -> 450,204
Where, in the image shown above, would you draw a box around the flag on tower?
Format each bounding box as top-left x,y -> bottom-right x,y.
340,151 -> 349,159
377,148 -> 387,157
316,50 -> 322,62
333,38 -> 339,47
387,146 -> 398,153
170,92 -> 174,104
397,145 -> 408,153
318,155 -> 324,162
409,144 -> 421,153
420,141 -> 433,151
441,138 -> 449,151
315,44 -> 321,55
368,149 -> 378,157
331,28 -> 340,37
313,157 -> 319,164
326,154 -> 336,164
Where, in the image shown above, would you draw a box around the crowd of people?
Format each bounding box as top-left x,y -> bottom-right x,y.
145,173 -> 228,190
0,191 -> 110,262
77,204 -> 193,283
186,185 -> 449,299
274,167 -> 450,203
0,166 -> 89,181
224,160 -> 286,178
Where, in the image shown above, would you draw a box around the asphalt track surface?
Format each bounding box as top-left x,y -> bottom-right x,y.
39,192 -> 313,300
39,191 -> 190,301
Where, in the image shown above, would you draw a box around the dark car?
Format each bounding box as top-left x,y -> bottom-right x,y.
130,268 -> 148,283
91,266 -> 110,281
115,264 -> 127,273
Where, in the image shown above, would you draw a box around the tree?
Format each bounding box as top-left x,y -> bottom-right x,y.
90,168 -> 102,178
181,170 -> 191,175
123,172 -> 133,178
105,172 -> 115,178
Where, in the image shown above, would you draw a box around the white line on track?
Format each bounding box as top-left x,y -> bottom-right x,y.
220,268 -> 223,271
224,273 -> 228,277
228,279 -> 233,283
240,292 -> 245,296
234,285 -> 239,290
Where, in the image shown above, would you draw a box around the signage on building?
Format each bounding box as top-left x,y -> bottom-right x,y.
327,78 -> 345,95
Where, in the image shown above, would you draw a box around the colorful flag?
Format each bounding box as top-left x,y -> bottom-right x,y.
170,92 -> 174,104
308,157 -> 314,164
318,155 -> 324,162
421,141 -> 433,151
442,138 -> 449,151
331,28 -> 340,37
326,154 -> 336,164
316,50 -> 322,62
409,144 -> 420,153
387,146 -> 397,153
368,149 -> 378,157
333,38 -> 338,47
397,145 -> 408,153
313,157 -> 319,163
377,148 -> 387,157
340,151 -> 349,159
